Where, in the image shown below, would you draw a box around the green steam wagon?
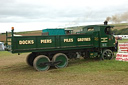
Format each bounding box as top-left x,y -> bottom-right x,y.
5,25 -> 116,71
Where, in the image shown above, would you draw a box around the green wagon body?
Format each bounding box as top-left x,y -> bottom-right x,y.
8,34 -> 93,53
5,25 -> 116,71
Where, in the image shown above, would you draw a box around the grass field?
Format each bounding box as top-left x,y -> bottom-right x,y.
118,39 -> 128,43
0,40 -> 128,85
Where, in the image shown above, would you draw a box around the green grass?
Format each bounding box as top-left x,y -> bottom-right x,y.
118,39 -> 128,43
111,23 -> 128,26
15,30 -> 42,34
0,51 -> 12,57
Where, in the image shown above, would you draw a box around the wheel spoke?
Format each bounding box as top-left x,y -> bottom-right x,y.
102,49 -> 113,60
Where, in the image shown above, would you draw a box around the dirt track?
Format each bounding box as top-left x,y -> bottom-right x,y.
0,51 -> 128,85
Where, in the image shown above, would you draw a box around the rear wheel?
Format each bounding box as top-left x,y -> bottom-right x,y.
101,49 -> 113,60
52,53 -> 68,69
33,55 -> 50,71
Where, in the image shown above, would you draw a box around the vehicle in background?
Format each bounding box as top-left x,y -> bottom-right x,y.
0,42 -> 5,51
42,28 -> 73,35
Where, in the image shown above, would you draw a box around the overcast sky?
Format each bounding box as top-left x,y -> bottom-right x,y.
0,0 -> 128,33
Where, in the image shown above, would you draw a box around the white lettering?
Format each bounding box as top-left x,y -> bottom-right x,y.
64,38 -> 73,42
41,39 -> 52,43
77,38 -> 91,42
19,40 -> 34,45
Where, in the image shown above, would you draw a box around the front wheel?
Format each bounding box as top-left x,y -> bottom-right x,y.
101,49 -> 113,60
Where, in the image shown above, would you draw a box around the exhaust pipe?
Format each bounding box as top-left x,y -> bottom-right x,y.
104,20 -> 108,25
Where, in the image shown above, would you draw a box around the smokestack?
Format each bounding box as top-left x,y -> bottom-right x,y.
104,20 -> 108,25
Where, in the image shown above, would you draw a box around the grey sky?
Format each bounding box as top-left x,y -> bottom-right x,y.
0,0 -> 128,33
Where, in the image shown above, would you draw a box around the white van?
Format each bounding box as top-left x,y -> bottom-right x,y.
0,42 -> 5,51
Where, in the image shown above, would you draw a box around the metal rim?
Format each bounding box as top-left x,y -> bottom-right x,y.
52,53 -> 68,68
102,49 -> 113,60
33,55 -> 50,71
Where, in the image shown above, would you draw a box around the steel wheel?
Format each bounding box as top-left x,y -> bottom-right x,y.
52,53 -> 68,68
33,55 -> 50,71
26,53 -> 36,66
102,49 -> 113,60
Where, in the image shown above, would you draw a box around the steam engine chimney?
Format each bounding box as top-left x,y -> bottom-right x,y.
104,20 -> 108,25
